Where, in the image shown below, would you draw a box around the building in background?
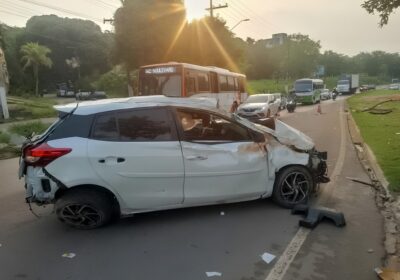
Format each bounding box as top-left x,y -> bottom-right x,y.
265,33 -> 288,48
0,47 -> 10,119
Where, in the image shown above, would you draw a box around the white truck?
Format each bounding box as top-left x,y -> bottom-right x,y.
337,74 -> 359,94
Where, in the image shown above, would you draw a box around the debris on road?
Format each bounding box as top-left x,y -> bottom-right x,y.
220,211 -> 225,216
62,253 -> 76,259
292,204 -> 346,229
205,272 -> 222,277
375,267 -> 400,280
261,252 -> 276,264
346,176 -> 378,188
367,249 -> 374,253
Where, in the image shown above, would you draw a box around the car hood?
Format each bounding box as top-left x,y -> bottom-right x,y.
256,120 -> 315,151
238,103 -> 266,110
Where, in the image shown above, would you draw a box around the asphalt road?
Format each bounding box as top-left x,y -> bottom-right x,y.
0,97 -> 384,280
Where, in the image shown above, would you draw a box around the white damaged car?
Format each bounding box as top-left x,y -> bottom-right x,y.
19,96 -> 329,229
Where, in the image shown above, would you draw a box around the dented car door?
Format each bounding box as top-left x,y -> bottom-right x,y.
174,108 -> 269,205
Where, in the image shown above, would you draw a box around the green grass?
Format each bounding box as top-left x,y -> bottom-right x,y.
0,145 -> 20,160
348,90 -> 400,192
0,131 -> 11,144
247,79 -> 293,95
5,96 -> 57,121
9,121 -> 50,138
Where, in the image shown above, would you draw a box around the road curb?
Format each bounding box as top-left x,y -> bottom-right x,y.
345,104 -> 400,270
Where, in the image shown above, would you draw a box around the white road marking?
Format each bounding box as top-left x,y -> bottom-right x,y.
265,101 -> 347,280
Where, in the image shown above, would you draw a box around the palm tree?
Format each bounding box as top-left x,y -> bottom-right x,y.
20,42 -> 52,96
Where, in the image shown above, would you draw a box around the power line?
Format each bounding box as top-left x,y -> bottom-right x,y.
16,0 -> 103,23
234,0 -> 281,30
0,4 -> 33,18
0,9 -> 28,19
2,0 -> 43,16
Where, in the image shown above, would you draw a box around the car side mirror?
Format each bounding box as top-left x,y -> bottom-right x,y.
250,130 -> 265,143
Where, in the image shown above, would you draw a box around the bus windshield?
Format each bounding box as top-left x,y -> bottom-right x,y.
295,81 -> 313,92
140,74 -> 181,97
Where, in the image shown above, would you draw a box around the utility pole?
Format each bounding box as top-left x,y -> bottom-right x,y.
103,18 -> 114,24
206,0 -> 228,18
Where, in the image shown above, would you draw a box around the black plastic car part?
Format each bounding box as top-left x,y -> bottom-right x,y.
292,204 -> 346,229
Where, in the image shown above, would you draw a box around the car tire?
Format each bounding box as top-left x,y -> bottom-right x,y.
272,165 -> 313,208
55,189 -> 114,230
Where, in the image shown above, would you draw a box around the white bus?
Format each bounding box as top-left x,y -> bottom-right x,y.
138,62 -> 248,112
294,78 -> 324,104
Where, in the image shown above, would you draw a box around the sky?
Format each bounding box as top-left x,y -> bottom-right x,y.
0,0 -> 399,56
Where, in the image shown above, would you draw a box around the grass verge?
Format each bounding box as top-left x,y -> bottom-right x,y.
348,90 -> 400,192
9,121 -> 49,138
0,131 -> 10,144
4,96 -> 57,121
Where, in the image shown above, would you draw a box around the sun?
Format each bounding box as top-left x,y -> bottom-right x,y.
184,0 -> 208,22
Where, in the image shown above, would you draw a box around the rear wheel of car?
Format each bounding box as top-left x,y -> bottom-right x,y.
272,166 -> 313,208
55,189 -> 113,229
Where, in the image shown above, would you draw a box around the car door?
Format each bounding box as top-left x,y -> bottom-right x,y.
174,108 -> 269,205
87,107 -> 184,210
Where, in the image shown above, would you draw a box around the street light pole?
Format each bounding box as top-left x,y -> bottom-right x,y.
230,18 -> 250,31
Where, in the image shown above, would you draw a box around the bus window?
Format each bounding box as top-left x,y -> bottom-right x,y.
140,74 -> 181,97
185,76 -> 196,96
219,75 -> 229,91
197,72 -> 210,92
227,76 -> 235,91
238,77 -> 245,93
210,72 -> 218,92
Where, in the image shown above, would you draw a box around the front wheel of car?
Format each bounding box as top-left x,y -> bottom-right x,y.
272,166 -> 313,208
55,189 -> 114,230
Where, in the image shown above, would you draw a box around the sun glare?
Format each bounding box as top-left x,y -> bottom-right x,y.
185,0 -> 207,22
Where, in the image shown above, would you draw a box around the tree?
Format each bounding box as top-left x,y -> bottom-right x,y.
113,0 -> 187,72
319,51 -> 350,76
178,17 -> 244,72
20,42 -> 52,96
19,15 -> 112,90
362,0 -> 400,26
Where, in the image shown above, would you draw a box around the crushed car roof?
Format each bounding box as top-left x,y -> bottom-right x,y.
54,95 -> 220,115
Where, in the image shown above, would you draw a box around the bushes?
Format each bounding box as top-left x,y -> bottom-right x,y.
0,131 -> 10,144
92,66 -> 129,97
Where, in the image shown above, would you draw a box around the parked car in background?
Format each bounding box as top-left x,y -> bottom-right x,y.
389,83 -> 400,90
237,94 -> 280,120
320,89 -> 331,100
19,96 -> 328,229
360,84 -> 376,92
76,91 -> 107,100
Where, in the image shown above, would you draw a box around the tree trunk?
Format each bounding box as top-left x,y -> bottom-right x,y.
34,64 -> 39,96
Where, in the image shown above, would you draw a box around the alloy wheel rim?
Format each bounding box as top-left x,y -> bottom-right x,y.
60,204 -> 102,227
280,172 -> 310,204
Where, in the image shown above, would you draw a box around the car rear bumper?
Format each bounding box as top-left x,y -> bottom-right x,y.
24,167 -> 60,204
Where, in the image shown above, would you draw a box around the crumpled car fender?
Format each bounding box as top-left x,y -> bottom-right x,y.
267,143 -> 309,178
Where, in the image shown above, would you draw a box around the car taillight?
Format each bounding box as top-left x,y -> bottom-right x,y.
24,143 -> 72,167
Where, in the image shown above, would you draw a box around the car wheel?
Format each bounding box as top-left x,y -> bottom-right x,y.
272,166 -> 313,208
55,189 -> 113,229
